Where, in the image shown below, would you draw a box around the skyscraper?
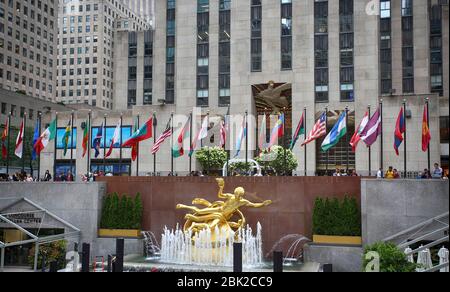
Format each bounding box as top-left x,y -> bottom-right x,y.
0,0 -> 59,102
55,0 -> 150,109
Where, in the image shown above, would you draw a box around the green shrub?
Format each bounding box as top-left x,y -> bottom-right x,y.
28,241 -> 67,270
363,242 -> 418,272
312,196 -> 361,236
100,193 -> 143,230
195,147 -> 228,171
255,146 -> 298,175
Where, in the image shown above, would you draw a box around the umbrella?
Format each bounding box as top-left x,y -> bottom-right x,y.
416,246 -> 433,272
404,247 -> 414,263
438,247 -> 449,273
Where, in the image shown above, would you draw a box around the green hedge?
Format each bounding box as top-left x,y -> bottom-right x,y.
312,196 -> 361,236
363,242 -> 418,272
100,193 -> 143,230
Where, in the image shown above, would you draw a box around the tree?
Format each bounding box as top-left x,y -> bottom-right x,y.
195,147 -> 227,172
133,193 -> 143,230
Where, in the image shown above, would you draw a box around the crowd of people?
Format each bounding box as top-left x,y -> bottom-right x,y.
0,163 -> 448,182
376,163 -> 448,180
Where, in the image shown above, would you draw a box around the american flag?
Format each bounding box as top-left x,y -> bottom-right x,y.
151,118 -> 172,155
301,112 -> 327,146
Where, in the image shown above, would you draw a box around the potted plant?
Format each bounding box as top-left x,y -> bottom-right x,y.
255,146 -> 298,176
195,146 -> 227,175
312,196 -> 362,245
98,193 -> 143,238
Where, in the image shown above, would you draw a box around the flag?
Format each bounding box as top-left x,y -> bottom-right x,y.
394,108 -> 406,156
82,120 -> 90,158
93,124 -> 103,158
2,117 -> 9,159
422,103 -> 431,152
234,115 -> 247,157
268,113 -> 285,148
106,122 -> 121,158
62,121 -> 72,156
350,111 -> 370,152
131,117 -> 139,161
31,119 -> 40,160
321,111 -> 347,152
34,119 -> 56,155
172,115 -> 191,158
15,119 -> 25,159
290,112 -> 305,150
122,117 -> 153,148
360,108 -> 382,147
301,112 -> 327,146
258,114 -> 267,150
220,107 -> 230,149
151,118 -> 172,155
189,116 -> 208,157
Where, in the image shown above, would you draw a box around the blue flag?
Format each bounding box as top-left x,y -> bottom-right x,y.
32,119 -> 40,160
94,123 -> 104,158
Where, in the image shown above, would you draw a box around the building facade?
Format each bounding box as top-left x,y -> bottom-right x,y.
36,0 -> 449,180
0,0 -> 59,101
55,0 -> 150,110
122,0 -> 154,26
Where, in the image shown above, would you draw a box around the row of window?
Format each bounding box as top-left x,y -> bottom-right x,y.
0,68 -> 53,93
166,0 -> 176,104
0,101 -> 40,120
1,54 -> 53,79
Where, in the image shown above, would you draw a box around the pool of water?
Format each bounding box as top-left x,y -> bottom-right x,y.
123,255 -> 320,272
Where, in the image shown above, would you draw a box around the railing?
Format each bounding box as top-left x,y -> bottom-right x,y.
383,212 -> 449,272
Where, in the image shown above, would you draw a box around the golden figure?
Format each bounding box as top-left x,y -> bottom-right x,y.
255,81 -> 291,114
176,178 -> 272,235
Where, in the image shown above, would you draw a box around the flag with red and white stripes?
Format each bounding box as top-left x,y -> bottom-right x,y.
301,112 -> 327,147
15,118 -> 25,158
151,118 -> 172,155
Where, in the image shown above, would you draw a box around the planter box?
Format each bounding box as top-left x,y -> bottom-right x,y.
98,229 -> 141,238
313,235 -> 362,246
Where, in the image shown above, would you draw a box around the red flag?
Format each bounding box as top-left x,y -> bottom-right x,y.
1,117 -> 8,159
394,108 -> 406,156
350,111 -> 369,152
422,103 -> 431,152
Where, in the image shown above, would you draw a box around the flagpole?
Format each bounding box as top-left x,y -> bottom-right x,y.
22,112 -> 27,173
325,106 -> 328,176
53,112 -> 58,180
380,99 -> 384,173
153,112 -> 157,175
206,111 -> 210,175
226,106 -> 230,177
346,106 -> 349,173
6,112 -> 11,175
189,111 -> 193,174
245,110 -> 249,165
119,113 -> 123,176
426,98 -> 431,171
37,112 -> 42,180
283,108 -> 287,176
403,99 -> 407,178
87,110 -> 91,176
368,105 -> 372,176
70,111 -> 74,179
103,113 -> 107,174
171,111 -> 174,176
303,107 -> 307,176
136,113 -> 140,176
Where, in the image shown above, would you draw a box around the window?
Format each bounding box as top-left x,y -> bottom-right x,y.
315,0 -> 329,103
251,0 -> 262,72
440,116 -> 449,144
281,0 -> 292,70
219,0 -> 231,106
402,0 -> 414,93
340,0 -> 354,102
380,0 -> 392,95
166,0 -> 176,104
197,0 -> 210,106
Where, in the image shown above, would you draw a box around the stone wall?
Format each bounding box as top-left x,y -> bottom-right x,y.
361,179 -> 449,245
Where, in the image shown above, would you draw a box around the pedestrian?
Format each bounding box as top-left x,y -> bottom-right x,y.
393,169 -> 400,179
43,170 -> 52,182
432,163 -> 443,179
333,168 -> 341,177
377,168 -> 384,179
385,167 -> 395,179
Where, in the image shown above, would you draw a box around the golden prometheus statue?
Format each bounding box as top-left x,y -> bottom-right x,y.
176,178 -> 272,236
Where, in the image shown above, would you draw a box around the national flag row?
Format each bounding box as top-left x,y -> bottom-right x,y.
1,103 -> 432,163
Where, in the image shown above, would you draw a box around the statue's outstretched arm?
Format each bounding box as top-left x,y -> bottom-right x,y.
242,199 -> 272,208
216,178 -> 231,199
